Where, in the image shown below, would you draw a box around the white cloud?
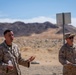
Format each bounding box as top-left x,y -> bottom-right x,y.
0,16 -> 56,23
0,16 -> 76,27
71,18 -> 76,27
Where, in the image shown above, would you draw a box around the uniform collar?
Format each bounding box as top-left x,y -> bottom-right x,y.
3,41 -> 15,50
66,43 -> 76,48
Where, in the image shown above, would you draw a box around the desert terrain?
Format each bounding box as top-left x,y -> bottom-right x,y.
17,33 -> 63,75
0,29 -> 76,75
16,29 -> 63,66
0,28 -> 76,75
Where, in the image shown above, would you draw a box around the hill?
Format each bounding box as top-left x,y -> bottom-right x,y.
57,24 -> 76,34
0,21 -> 76,36
0,21 -> 58,36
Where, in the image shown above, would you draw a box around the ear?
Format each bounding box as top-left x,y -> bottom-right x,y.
4,34 -> 6,38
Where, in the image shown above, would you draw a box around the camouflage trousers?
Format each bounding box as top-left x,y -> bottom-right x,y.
63,64 -> 76,75
0,70 -> 18,75
0,65 -> 18,75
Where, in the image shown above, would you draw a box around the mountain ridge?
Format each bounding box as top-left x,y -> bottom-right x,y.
0,21 -> 76,36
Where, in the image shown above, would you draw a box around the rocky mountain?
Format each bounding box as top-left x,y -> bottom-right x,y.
0,21 -> 58,36
0,21 -> 76,36
56,24 -> 76,34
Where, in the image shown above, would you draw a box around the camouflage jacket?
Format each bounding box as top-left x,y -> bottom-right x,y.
59,43 -> 76,65
0,41 -> 30,75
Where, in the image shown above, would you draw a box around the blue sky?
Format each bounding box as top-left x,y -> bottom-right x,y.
0,0 -> 76,26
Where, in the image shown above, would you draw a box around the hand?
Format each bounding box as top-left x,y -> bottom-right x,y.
64,62 -> 73,67
27,56 -> 35,62
7,65 -> 13,70
66,61 -> 73,65
7,60 -> 13,70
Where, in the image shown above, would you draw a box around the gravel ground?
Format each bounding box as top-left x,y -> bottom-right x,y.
20,64 -> 63,75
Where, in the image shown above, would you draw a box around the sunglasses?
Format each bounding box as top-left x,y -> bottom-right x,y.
69,37 -> 74,39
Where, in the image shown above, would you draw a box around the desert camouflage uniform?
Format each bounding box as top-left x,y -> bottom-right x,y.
0,41 -> 30,75
59,43 -> 76,75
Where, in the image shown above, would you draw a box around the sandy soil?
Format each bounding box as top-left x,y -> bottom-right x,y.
0,35 -> 76,75
20,65 -> 63,75
19,45 -> 63,75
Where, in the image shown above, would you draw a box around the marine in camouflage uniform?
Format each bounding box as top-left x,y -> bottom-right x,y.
0,41 -> 30,75
59,33 -> 76,75
0,29 -> 35,75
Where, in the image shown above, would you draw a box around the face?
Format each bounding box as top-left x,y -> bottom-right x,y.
4,31 -> 14,43
66,36 -> 74,44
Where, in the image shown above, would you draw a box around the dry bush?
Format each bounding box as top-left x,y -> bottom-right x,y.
20,47 -> 32,51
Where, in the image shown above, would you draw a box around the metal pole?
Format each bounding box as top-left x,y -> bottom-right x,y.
62,13 -> 65,45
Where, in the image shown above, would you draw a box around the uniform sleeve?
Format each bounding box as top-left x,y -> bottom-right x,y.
0,47 -> 8,73
17,47 -> 30,68
0,47 -> 3,65
59,46 -> 67,65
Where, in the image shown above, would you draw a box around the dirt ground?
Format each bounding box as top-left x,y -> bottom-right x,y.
20,64 -> 63,75
0,35 -> 76,75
